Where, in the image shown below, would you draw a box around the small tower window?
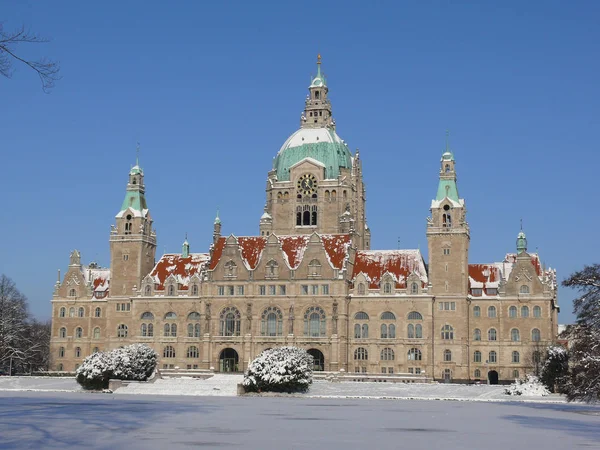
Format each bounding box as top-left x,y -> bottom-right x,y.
445,164 -> 450,173
314,91 -> 320,99
296,206 -> 302,226
311,205 -> 317,225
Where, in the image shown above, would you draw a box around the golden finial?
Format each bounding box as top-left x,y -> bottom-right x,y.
317,54 -> 322,64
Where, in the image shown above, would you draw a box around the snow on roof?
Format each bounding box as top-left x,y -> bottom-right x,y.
321,234 -> 352,269
352,249 -> 428,289
280,235 -> 311,269
279,127 -> 344,152
504,253 -> 542,276
238,237 -> 267,270
150,253 -> 210,290
115,208 -> 149,219
468,264 -> 500,291
431,198 -> 464,209
82,266 -> 110,293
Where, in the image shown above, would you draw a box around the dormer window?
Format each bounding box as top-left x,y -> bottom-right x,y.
471,288 -> 482,296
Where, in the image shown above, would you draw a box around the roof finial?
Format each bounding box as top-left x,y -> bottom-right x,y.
316,54 -> 322,77
445,129 -> 450,152
520,218 -> 523,231
214,208 -> 221,225
136,142 -> 140,166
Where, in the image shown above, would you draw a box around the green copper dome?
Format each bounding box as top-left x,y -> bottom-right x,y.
516,230 -> 528,253
273,127 -> 353,181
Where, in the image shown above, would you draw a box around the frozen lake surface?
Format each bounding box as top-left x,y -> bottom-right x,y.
0,392 -> 599,449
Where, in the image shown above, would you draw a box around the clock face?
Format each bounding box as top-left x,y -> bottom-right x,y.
297,173 -> 317,195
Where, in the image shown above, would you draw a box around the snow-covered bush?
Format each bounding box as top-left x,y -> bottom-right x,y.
243,347 -> 313,393
504,375 -> 550,397
76,344 -> 158,390
540,346 -> 569,393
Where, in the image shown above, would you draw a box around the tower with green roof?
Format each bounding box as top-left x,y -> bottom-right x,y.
427,134 -> 470,298
109,156 -> 157,297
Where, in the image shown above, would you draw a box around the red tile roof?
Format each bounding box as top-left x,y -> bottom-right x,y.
468,264 -> 500,290
351,250 -> 427,289
238,237 -> 267,270
321,234 -> 353,269
150,253 -> 210,290
280,235 -> 311,269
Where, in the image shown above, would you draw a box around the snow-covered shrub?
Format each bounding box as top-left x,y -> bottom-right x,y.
504,375 -> 550,397
540,346 -> 569,393
243,347 -> 313,393
76,344 -> 158,390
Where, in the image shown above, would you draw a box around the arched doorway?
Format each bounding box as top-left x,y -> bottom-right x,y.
443,368 -> 452,383
219,348 -> 239,372
307,349 -> 324,371
488,370 -> 499,385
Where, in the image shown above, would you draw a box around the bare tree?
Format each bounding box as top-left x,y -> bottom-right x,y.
0,275 -> 29,373
0,23 -> 60,92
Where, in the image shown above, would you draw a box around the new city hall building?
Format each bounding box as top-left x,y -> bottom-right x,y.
50,57 -> 559,383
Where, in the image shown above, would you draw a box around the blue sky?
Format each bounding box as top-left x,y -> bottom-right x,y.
1,1 -> 598,323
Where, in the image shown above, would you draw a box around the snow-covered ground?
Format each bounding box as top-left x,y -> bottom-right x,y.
0,376 -> 81,392
0,392 -> 599,449
114,374 -> 243,396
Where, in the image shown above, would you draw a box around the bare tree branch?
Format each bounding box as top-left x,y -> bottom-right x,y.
0,23 -> 61,92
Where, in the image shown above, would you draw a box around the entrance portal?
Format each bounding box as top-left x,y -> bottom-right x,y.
307,349 -> 325,371
488,370 -> 499,385
219,348 -> 239,372
443,368 -> 452,383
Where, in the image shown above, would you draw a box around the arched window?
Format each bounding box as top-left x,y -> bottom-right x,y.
75,347 -> 81,358
411,282 -> 419,294
331,190 -> 337,200
307,259 -> 322,277
381,311 -> 396,320
408,311 -> 423,320
163,324 -> 170,336
168,285 -> 175,296
187,312 -> 201,321
488,306 -> 497,318
188,323 -> 201,337
520,285 -> 530,294
354,347 -> 368,360
511,328 -> 520,342
117,324 -> 128,338
75,327 -> 83,338
380,324 -> 387,339
408,348 -> 422,361
145,285 -> 152,296
296,206 -> 302,226
444,349 -> 452,362
147,323 -> 154,337
93,327 -> 100,339
473,306 -> 481,317
445,164 -> 450,173
311,205 -> 317,225
163,346 -> 175,358
57,363 -> 64,371
489,351 -> 497,363
509,306 -> 517,318
261,306 -> 283,336
389,324 -> 396,338
141,312 -> 154,320
191,284 -> 199,296
521,306 -> 529,318
59,327 -> 66,338
69,307 -> 75,318
59,307 -> 66,318
533,306 -> 541,318
381,348 -> 394,361
533,351 -> 541,363
220,307 -> 241,336
383,282 -> 392,294
141,323 -> 148,336
512,370 -> 519,379
512,351 -> 520,363
187,346 -> 199,358
77,307 -> 84,318
170,324 -> 177,337
441,325 -> 454,340
488,328 -> 497,341
408,324 -> 414,338
69,289 -> 76,297
532,328 -> 541,342
302,306 -> 326,337
473,328 -> 481,341
58,347 -> 65,358
415,324 -> 423,338
303,205 -> 310,226
474,350 -> 482,363
354,312 -> 369,320
164,312 -> 177,320
94,307 -> 101,318
474,369 -> 481,378
357,283 -> 366,295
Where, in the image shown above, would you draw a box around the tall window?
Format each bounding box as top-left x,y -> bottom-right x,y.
488,306 -> 497,318
383,282 -> 392,294
69,289 -> 76,297
509,306 -> 517,318
78,307 -> 85,318
354,312 -> 369,339
489,351 -> 497,363
93,327 -> 100,339
408,324 -> 415,338
187,346 -> 199,358
357,283 -> 366,295
164,323 -> 177,337
117,324 -> 128,338
488,328 -> 497,341
354,347 -> 368,360
308,259 -> 322,277
380,323 -> 396,339
69,307 -> 75,317
220,307 -> 241,336
441,325 -> 454,340
473,306 -> 481,317
304,306 -> 326,337
261,306 -> 283,336
58,347 -> 65,358
59,327 -> 66,338
473,328 -> 481,341
532,328 -> 541,342
411,282 -> 418,294
94,307 -> 101,318
443,349 -> 452,362
511,328 -> 520,342
75,327 -> 83,338
187,323 -> 201,337
533,306 -> 541,318
381,348 -> 394,361
512,351 -> 520,363
168,285 -> 175,296
474,369 -> 481,378
75,347 -> 81,358
145,285 -> 152,296
191,284 -> 199,296
521,306 -> 530,318
407,348 -> 422,361
163,346 -> 175,358
59,307 -> 66,318
474,350 -> 482,363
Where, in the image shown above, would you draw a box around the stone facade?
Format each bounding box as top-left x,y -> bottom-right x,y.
50,57 -> 559,383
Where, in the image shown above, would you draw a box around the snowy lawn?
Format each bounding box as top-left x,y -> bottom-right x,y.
0,376 -> 80,392
0,392 -> 599,449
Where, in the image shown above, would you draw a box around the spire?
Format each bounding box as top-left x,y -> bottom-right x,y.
117,156 -> 148,218
182,233 -> 190,258
516,221 -> 528,254
435,131 -> 459,202
303,55 -> 333,129
214,209 -> 221,225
